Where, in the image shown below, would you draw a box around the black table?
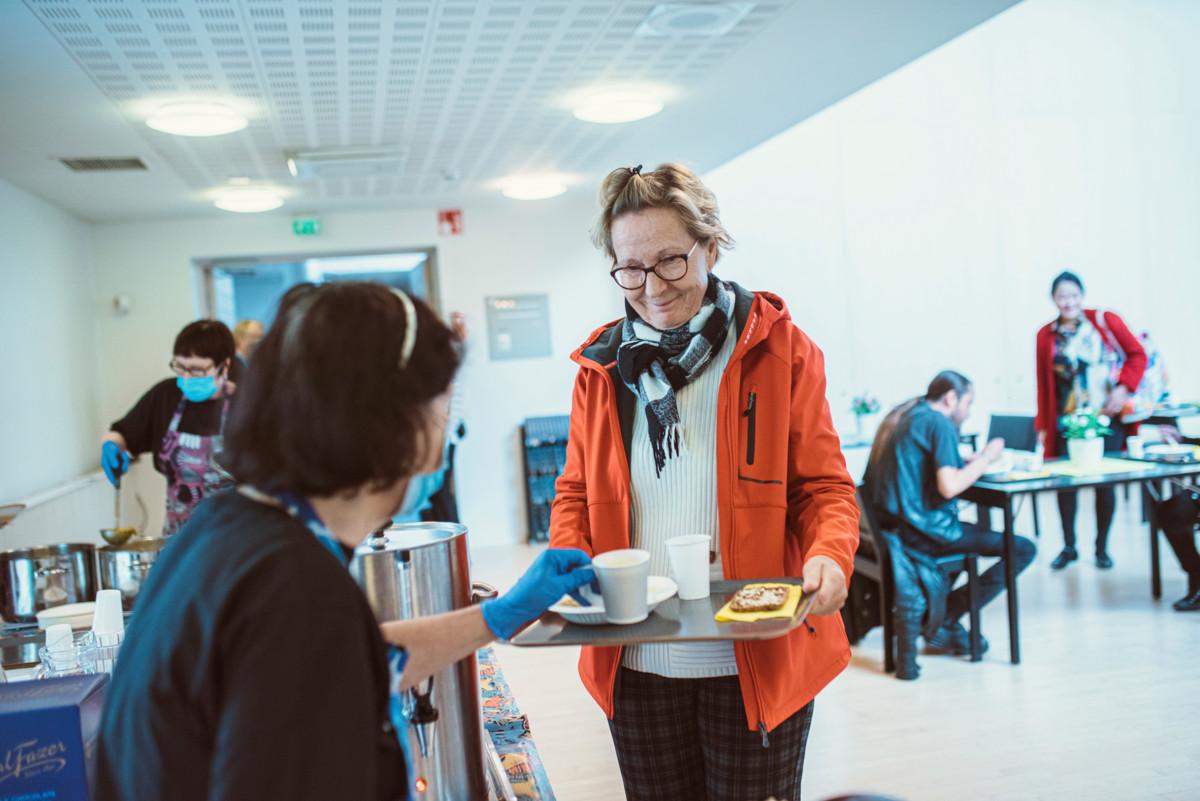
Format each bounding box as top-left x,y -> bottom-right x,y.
961,458 -> 1200,665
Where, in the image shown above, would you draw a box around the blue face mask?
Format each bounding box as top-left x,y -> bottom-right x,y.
395,470 -> 445,521
177,375 -> 218,403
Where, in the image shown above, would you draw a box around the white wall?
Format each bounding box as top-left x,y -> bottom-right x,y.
0,176 -> 99,503
705,0 -> 1200,446
90,196 -> 620,545
66,0 -> 1200,544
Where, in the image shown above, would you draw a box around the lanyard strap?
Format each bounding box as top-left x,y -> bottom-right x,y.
237,485 -> 347,566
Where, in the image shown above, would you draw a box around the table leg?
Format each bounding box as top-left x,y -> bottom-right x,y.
1003,498 -> 1020,665
1149,480 -> 1162,600
1031,494 -> 1041,539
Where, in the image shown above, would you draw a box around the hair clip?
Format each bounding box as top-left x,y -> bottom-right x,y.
630,164 -> 643,175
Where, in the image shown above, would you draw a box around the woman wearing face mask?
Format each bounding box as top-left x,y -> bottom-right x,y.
1035,271 -> 1147,570
95,283 -> 593,801
100,319 -> 239,536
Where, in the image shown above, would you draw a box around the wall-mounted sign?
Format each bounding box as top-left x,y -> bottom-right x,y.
437,208 -> 464,236
485,294 -> 552,361
292,217 -> 321,236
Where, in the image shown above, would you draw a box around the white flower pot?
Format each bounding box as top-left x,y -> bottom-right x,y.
1067,437 -> 1104,469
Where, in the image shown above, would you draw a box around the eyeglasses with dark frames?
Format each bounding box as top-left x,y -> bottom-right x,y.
609,241 -> 699,290
169,359 -> 221,378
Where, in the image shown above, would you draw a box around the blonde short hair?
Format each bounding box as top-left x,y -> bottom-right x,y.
592,163 -> 734,262
234,319 -> 262,339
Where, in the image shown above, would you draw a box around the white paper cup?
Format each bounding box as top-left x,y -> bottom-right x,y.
92,589 -> 125,637
593,549 -> 650,624
666,535 -> 711,600
44,623 -> 74,653
1126,436 -> 1145,459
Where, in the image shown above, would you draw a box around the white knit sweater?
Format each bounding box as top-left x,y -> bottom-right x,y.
622,322 -> 739,679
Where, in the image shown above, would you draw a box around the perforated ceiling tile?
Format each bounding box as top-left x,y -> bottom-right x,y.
23,0 -> 796,206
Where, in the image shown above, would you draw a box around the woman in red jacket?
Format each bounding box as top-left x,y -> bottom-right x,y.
549,163 -> 859,801
1035,271 -> 1147,570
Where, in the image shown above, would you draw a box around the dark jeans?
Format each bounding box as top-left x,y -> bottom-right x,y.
1158,491 -> 1200,582
914,524 -> 1038,621
1057,487 -> 1116,552
1053,424 -> 1125,554
608,667 -> 814,801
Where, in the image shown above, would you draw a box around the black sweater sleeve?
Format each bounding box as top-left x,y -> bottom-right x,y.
110,380 -> 175,457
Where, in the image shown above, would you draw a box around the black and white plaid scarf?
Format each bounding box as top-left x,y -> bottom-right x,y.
616,274 -> 736,477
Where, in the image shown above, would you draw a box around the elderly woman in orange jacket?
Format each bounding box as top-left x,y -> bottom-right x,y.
549,163 -> 859,801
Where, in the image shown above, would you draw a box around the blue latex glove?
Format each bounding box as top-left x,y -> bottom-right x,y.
481,548 -> 595,640
101,441 -> 130,487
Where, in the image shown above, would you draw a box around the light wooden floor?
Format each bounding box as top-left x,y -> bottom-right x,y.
469,490 -> 1200,801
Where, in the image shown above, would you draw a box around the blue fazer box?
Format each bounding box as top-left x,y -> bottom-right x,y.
0,674 -> 109,801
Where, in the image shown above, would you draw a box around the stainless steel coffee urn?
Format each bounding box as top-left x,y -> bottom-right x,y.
350,522 -> 488,801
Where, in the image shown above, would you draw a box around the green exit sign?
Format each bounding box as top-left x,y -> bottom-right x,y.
292,217 -> 321,236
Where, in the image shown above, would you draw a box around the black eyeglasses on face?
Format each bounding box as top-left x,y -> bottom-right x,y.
610,241 -> 699,290
169,359 -> 219,378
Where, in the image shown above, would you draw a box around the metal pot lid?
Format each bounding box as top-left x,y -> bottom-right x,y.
354,522 -> 468,555
99,539 -> 169,553
0,542 -> 97,558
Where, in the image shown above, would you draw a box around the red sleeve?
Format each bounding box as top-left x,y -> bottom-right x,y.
548,370 -> 594,556
1034,325 -> 1055,435
1102,311 -> 1147,391
786,328 -> 859,582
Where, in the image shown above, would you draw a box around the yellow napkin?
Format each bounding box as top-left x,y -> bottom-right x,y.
714,583 -> 803,623
1046,458 -> 1156,478
988,468 -> 1052,481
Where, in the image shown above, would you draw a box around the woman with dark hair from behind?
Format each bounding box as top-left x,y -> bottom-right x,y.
95,282 -> 595,801
868,371 -> 1036,677
1035,271 -> 1147,570
99,319 -> 239,535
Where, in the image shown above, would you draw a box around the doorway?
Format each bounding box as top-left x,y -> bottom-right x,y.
195,247 -> 439,327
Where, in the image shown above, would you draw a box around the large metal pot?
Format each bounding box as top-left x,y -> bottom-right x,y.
0,543 -> 98,623
98,539 -> 169,611
350,523 -> 488,801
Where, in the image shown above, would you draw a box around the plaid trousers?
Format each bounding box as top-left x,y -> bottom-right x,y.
608,667 -> 815,801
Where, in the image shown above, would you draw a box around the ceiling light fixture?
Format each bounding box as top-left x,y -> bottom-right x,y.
146,101 -> 248,137
635,2 -> 755,37
213,187 -> 284,213
573,88 -> 664,124
499,174 -> 569,200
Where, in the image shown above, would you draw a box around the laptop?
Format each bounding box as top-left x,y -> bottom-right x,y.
987,414 -> 1038,452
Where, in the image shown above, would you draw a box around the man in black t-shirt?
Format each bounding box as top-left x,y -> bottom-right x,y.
870,371 -> 1037,667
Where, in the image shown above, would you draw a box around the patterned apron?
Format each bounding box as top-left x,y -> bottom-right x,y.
158,395 -> 234,536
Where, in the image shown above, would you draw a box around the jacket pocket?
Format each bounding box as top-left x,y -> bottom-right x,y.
743,390 -> 757,465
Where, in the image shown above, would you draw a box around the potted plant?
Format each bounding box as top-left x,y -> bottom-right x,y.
1060,410 -> 1112,468
851,392 -> 881,438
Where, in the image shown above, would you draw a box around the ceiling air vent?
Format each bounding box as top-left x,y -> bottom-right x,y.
59,157 -> 148,172
286,148 -> 402,181
635,3 -> 755,37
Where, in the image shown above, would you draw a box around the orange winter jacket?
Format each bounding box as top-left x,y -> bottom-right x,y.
549,283 -> 859,735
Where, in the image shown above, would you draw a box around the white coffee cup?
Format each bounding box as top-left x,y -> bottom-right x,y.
1126,435 -> 1145,459
666,535 -> 711,600
591,549 -> 650,624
